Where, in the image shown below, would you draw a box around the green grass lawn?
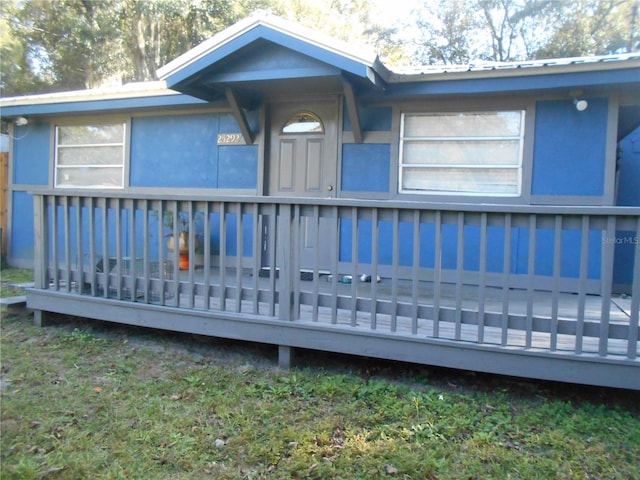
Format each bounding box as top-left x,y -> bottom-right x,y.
1,301 -> 639,478
0,267 -> 33,298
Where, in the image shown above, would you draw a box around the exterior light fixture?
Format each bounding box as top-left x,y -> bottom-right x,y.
14,116 -> 29,126
574,99 -> 588,111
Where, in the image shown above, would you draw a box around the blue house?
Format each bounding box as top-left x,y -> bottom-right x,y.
2,13 -> 639,388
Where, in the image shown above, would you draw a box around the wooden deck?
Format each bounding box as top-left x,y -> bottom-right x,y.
27,192 -> 640,390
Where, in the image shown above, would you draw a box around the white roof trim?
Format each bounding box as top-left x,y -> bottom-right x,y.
157,11 -> 379,81
390,52 -> 640,80
0,81 -> 177,108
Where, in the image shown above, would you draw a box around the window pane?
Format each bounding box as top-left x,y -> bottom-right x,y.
282,111 -> 324,134
56,167 -> 123,188
402,167 -> 519,195
402,140 -> 520,166
58,124 -> 124,145
404,112 -> 522,137
57,146 -> 123,166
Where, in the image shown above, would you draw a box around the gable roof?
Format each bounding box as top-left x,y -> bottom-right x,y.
157,11 -> 390,101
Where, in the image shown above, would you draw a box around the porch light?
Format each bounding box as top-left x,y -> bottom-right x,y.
14,116 -> 28,126
574,98 -> 589,111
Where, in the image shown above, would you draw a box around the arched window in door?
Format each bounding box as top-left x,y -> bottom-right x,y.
281,111 -> 324,134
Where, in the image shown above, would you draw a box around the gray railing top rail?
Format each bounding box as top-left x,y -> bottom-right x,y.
29,188 -> 640,217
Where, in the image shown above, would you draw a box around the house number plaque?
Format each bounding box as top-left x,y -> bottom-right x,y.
217,133 -> 244,145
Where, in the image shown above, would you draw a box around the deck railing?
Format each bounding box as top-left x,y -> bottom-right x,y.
32,191 -> 640,360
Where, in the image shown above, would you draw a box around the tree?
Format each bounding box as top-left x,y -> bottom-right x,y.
534,0 -> 639,58
408,0 -> 639,65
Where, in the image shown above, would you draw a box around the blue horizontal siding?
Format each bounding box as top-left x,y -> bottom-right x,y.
341,144 -> 390,192
13,122 -> 50,185
532,98 -> 608,196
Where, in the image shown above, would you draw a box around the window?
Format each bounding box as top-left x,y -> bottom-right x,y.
55,123 -> 126,188
399,111 -> 524,196
282,111 -> 324,134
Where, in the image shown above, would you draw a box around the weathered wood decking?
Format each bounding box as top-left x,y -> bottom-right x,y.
27,191 -> 640,390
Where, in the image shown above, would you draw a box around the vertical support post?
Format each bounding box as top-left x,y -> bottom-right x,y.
278,345 -> 294,370
33,194 -> 51,327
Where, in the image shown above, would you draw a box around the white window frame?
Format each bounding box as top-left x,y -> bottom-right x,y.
399,111 -> 525,197
54,122 -> 127,189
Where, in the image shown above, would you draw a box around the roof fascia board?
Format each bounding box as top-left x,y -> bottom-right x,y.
384,68 -> 640,97
391,58 -> 640,83
0,94 -> 211,117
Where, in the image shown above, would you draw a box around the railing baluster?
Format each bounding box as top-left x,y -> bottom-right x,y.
51,196 -> 59,291
411,210 -> 420,335
433,210 -> 442,338
203,201 -> 212,311
170,200 -> 180,306
63,196 -> 71,293
598,216 -> 616,356
157,200 -> 166,305
370,208 -> 379,331
75,197 -> 83,295
115,198 -> 123,300
330,206 -> 339,324
455,212 -> 464,340
292,205 -> 301,321
88,197 -> 96,297
100,197 -> 108,298
311,205 -> 320,321
550,215 -> 562,351
129,199 -> 137,302
501,213 -> 512,346
33,195 -> 48,290
628,216 -> 640,359
251,204 -> 259,314
187,201 -> 196,309
350,207 -> 359,327
576,215 -> 589,354
219,201 -> 227,311
142,199 -> 150,303
267,204 -> 277,316
525,215 -> 536,348
477,212 -> 488,343
390,209 -> 400,333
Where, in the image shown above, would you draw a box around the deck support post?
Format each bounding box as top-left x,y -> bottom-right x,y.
278,345 -> 295,370
33,309 -> 52,327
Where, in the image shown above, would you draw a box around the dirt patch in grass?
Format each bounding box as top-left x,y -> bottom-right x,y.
2,309 -> 639,480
